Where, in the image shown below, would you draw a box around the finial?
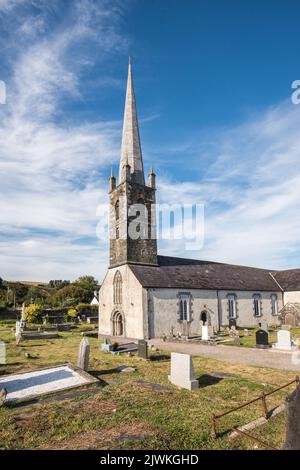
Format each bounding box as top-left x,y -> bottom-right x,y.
150,164 -> 154,174
110,166 -> 114,178
128,55 -> 131,66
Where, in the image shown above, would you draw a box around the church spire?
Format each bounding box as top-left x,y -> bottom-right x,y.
119,58 -> 145,185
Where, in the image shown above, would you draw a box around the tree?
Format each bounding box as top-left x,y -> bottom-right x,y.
73,276 -> 99,302
48,280 -> 70,289
49,285 -> 88,307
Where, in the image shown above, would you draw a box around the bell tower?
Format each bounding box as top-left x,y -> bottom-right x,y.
109,59 -> 157,268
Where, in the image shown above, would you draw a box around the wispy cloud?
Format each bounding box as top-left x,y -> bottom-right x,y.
0,0 -> 127,281
157,101 -> 300,270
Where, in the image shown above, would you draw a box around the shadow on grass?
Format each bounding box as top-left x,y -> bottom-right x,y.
198,374 -> 223,388
149,354 -> 170,362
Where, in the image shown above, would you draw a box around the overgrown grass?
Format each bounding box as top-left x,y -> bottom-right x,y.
0,325 -> 294,450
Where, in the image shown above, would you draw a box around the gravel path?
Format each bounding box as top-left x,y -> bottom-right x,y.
149,339 -> 300,372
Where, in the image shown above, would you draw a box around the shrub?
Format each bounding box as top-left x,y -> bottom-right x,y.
76,303 -> 98,317
67,308 -> 78,318
24,304 -> 42,323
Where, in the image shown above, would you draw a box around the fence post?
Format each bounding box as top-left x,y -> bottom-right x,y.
211,415 -> 217,439
261,392 -> 268,419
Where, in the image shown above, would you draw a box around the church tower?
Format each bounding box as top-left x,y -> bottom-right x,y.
109,59 -> 158,268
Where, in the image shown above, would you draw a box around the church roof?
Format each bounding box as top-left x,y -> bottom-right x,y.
119,58 -> 145,185
129,255 -> 283,292
272,269 -> 300,291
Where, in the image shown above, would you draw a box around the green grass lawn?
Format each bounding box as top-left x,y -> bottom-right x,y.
0,322 -> 296,450
220,326 -> 300,348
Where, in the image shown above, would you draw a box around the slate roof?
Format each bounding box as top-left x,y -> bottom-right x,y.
129,255 -> 284,292
272,269 -> 300,291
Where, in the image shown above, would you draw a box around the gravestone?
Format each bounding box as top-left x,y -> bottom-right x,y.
244,329 -> 249,336
259,321 -> 268,333
256,329 -> 270,349
202,325 -> 210,341
77,338 -> 90,371
138,339 -> 148,359
284,384 -> 300,449
229,318 -> 236,328
100,337 -> 113,352
0,341 -> 5,365
168,352 -> 199,390
275,330 -> 292,351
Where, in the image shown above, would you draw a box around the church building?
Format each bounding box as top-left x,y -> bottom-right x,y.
98,61 -> 300,339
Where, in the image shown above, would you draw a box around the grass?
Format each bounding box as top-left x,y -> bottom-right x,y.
0,323 -> 295,450
220,326 -> 300,348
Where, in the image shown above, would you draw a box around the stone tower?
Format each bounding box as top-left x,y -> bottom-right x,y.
109,59 -> 157,268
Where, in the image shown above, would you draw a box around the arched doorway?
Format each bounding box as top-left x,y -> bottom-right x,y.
200,310 -> 208,325
112,311 -> 124,336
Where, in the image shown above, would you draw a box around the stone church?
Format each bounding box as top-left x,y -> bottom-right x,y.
98,60 -> 300,339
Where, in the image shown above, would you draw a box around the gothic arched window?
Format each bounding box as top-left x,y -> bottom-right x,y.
113,271 -> 122,304
179,294 -> 190,321
115,200 -> 119,221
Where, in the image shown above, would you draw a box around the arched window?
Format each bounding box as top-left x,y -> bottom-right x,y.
113,271 -> 122,304
253,294 -> 262,317
271,294 -> 278,315
115,200 -> 119,221
179,294 -> 190,321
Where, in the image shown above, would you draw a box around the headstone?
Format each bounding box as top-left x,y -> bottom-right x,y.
0,341 -> 5,365
202,325 -> 210,341
229,318 -> 236,328
256,329 -> 269,349
233,335 -> 240,346
168,352 -> 199,390
77,338 -> 90,371
100,337 -> 113,352
259,321 -> 268,333
244,329 -> 249,336
284,384 -> 300,449
275,330 -> 292,351
138,339 -> 148,359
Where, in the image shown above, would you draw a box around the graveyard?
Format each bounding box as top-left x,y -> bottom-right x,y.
0,319 -> 298,450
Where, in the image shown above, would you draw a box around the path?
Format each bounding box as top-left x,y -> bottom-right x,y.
148,339 -> 300,372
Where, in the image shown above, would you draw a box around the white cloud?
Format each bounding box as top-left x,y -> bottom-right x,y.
157,101 -> 300,270
0,0 -> 126,282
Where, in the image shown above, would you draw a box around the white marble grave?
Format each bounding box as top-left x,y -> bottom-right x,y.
275,329 -> 292,351
202,325 -> 210,341
168,352 -> 199,390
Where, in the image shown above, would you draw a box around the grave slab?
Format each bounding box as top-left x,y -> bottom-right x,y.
0,364 -> 98,403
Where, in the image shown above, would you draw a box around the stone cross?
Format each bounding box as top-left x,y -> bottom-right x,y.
77,338 -> 90,371
284,384 -> 300,449
168,352 -> 199,390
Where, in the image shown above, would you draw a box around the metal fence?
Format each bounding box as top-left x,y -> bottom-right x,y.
211,375 -> 299,450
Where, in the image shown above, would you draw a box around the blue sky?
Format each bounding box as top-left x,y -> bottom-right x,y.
1,0 -> 300,281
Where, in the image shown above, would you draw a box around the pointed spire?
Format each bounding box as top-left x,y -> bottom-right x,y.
119,58 -> 145,185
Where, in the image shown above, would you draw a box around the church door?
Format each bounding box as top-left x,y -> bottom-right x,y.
113,312 -> 124,336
